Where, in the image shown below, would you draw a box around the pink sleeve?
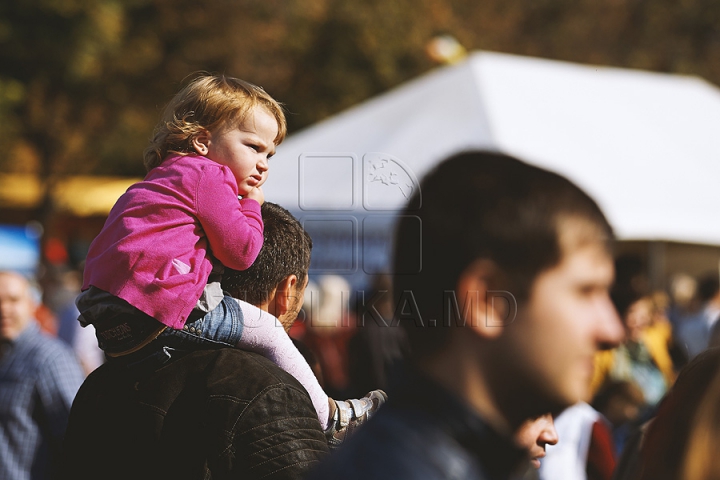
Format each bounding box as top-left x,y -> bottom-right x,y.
195,167 -> 264,271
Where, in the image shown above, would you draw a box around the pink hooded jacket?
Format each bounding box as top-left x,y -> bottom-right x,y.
82,155 -> 263,329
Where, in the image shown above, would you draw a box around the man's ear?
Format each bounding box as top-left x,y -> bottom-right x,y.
191,130 -> 211,156
273,274 -> 298,318
455,259 -> 507,339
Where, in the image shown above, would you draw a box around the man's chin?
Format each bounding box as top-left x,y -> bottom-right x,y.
548,384 -> 589,416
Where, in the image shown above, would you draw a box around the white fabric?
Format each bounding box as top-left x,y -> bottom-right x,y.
538,402 -> 601,480
265,51 -> 720,246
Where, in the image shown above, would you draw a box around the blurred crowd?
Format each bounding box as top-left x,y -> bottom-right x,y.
291,268 -> 720,480
536,261 -> 720,480
5,255 -> 720,479
24,264 -> 105,376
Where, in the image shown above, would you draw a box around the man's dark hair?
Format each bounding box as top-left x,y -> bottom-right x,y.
222,202 -> 312,305
611,256 -> 651,319
611,286 -> 648,321
392,151 -> 613,358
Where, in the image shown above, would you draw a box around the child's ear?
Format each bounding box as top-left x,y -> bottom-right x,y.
191,130 -> 211,156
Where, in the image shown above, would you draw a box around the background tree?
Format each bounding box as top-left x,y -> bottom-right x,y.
1,0 -> 718,209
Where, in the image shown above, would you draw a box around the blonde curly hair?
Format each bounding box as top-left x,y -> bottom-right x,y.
143,74 -> 287,171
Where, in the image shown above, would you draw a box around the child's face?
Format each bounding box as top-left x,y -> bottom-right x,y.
198,106 -> 278,195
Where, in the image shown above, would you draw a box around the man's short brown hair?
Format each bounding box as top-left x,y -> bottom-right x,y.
222,202 -> 311,306
393,151 -> 613,358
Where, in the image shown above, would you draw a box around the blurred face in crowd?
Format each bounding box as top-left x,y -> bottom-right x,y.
515,414 -> 558,469
0,272 -> 36,341
494,222 -> 624,417
602,387 -> 645,427
624,297 -> 653,343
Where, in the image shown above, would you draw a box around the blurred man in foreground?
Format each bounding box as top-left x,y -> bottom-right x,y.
0,271 -> 84,480
309,151 -> 625,479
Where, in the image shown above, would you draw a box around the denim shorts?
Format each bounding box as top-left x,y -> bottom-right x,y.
112,295 -> 244,370
159,295 -> 244,348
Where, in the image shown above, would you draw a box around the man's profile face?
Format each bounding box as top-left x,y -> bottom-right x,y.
499,235 -> 624,413
514,413 -> 558,469
0,273 -> 35,341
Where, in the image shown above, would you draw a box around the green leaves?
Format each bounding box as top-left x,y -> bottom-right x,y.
0,0 -> 718,180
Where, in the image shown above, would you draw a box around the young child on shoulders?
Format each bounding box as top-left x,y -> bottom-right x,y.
76,74 -> 384,444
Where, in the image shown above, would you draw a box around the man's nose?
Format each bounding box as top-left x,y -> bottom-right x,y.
597,297 -> 625,350
539,423 -> 559,446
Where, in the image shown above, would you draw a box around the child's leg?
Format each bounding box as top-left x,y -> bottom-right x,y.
232,300 -> 330,430
232,299 -> 330,429
160,296 -> 329,427
173,295 -> 386,445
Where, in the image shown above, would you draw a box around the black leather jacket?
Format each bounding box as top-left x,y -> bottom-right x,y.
60,347 -> 329,480
308,366 -> 528,480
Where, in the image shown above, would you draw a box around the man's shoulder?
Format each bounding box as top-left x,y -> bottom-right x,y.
65,347 -> 328,480
308,368 -> 525,480
86,347 -> 310,399
208,347 -> 296,378
200,347 -> 316,400
2,327 -> 82,395
14,325 -> 78,365
308,404 -> 488,480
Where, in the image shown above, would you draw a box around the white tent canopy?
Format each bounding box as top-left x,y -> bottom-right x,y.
265,50 -> 720,246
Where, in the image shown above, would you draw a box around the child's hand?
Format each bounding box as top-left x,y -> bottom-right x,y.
244,186 -> 265,205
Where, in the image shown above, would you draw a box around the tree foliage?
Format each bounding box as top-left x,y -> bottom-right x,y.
1,0 -> 718,185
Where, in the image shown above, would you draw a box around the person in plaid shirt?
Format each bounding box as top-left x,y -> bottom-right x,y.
0,270 -> 84,480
